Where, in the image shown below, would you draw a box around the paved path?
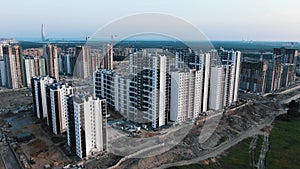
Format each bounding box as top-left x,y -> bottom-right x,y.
1,146 -> 21,169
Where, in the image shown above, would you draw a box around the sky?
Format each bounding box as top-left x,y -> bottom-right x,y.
1,0 -> 300,41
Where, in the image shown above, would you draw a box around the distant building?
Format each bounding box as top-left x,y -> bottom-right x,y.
89,52 -> 101,75
58,47 -> 77,75
240,48 -> 298,94
267,48 -> 298,92
44,44 -> 59,80
0,60 -> 6,86
66,95 -> 107,158
23,48 -> 43,57
73,46 -> 90,78
31,76 -> 55,119
41,24 -> 46,42
3,45 -> 24,89
23,56 -> 46,87
33,56 -> 46,76
23,56 -> 35,87
240,58 -> 268,94
48,82 -> 73,135
103,44 -> 113,70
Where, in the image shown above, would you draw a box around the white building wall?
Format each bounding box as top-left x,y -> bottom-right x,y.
158,55 -> 167,127
50,84 -> 72,134
40,80 -> 49,118
32,76 -> 55,119
233,51 -> 242,102
170,72 -> 180,122
24,59 -> 35,87
202,53 -> 211,112
192,70 -> 203,118
73,96 -> 106,158
170,72 -> 188,123
170,69 -> 202,123
209,67 -> 225,110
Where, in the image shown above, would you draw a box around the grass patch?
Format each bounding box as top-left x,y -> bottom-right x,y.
266,118 -> 300,169
220,138 -> 251,169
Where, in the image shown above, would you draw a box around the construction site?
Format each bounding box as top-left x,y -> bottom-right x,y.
1,82 -> 300,169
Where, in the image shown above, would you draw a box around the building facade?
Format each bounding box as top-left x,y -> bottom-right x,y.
74,46 -> 90,78
0,60 -> 6,86
31,76 -> 55,119
103,44 -> 113,70
93,49 -> 242,127
170,69 -> 203,123
48,83 -> 73,134
44,44 -> 59,80
240,48 -> 298,94
66,95 -> 107,158
23,56 -> 36,87
3,45 -> 24,89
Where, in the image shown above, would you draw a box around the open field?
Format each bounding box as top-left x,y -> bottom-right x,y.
266,118 -> 300,169
0,89 -> 32,110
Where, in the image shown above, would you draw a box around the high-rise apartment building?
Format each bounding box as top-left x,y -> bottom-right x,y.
23,56 -> 35,87
31,76 -> 55,119
130,51 -> 170,128
240,48 -> 298,94
90,52 -> 101,75
267,48 -> 298,92
93,69 -> 115,107
66,95 -> 107,158
44,44 -> 59,80
48,83 -> 73,134
58,47 -> 77,76
103,44 -> 113,70
170,69 -> 203,123
202,53 -> 211,112
209,66 -> 225,110
34,56 -> 46,76
113,74 -> 132,119
219,50 -> 242,104
23,56 -> 46,87
74,46 -> 90,78
94,48 -> 242,127
94,50 -> 171,128
3,45 -> 24,89
0,60 -> 6,86
239,58 -> 269,94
